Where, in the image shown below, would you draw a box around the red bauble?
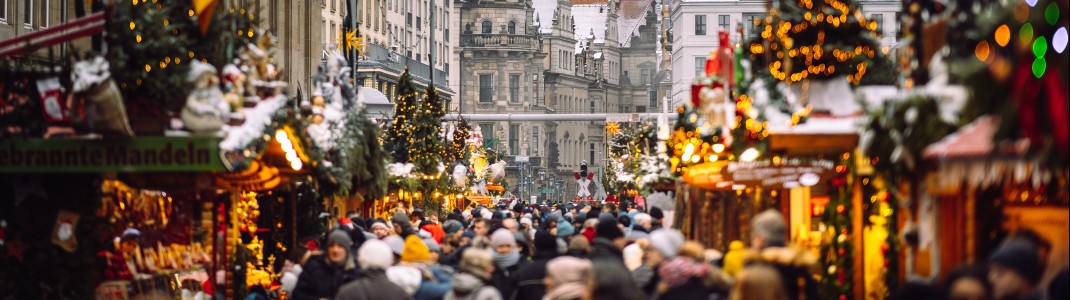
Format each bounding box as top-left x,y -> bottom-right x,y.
838,249 -> 845,256
840,294 -> 847,300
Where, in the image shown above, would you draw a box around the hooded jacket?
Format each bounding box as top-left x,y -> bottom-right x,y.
291,253 -> 360,300
445,271 -> 503,300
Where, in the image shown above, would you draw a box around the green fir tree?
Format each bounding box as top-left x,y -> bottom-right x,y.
385,69 -> 419,163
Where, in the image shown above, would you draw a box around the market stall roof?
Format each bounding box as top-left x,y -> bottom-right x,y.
923,115 -> 1028,160
359,86 -> 393,119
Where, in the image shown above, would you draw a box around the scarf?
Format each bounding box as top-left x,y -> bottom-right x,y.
542,282 -> 587,300
493,250 -> 520,269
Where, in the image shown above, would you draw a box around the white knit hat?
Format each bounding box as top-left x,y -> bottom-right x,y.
358,240 -> 394,270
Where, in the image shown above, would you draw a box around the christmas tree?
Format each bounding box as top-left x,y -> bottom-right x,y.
409,87 -> 446,175
446,118 -> 470,164
820,152 -> 854,299
751,0 -> 885,84
385,69 -> 419,163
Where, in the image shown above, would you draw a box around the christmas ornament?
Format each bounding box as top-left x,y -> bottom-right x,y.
35,77 -> 69,123
71,56 -> 134,137
51,210 -> 80,253
181,61 -> 229,135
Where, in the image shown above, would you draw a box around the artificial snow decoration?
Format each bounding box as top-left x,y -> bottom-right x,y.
182,61 -> 230,135
452,165 -> 468,189
388,163 -> 416,177
219,95 -> 287,151
71,56 -> 134,136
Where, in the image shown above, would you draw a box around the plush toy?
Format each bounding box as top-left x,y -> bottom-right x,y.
181,61 -> 230,135
71,56 -> 134,137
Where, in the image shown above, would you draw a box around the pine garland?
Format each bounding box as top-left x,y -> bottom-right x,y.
820,152 -> 855,300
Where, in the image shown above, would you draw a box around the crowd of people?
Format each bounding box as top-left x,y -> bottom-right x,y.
271,202 -> 1068,300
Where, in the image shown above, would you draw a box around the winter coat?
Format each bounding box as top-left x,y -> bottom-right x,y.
580,227 -> 596,242
445,271 -> 503,300
507,256 -> 553,300
745,246 -> 820,300
415,265 -> 454,300
656,278 -> 713,300
587,237 -> 624,266
334,269 -> 409,300
491,259 -> 526,299
292,254 -> 361,300
631,264 -> 659,297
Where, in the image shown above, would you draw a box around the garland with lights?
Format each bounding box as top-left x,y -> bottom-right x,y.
820,152 -> 854,300
410,87 -> 448,213
334,108 -> 390,201
860,176 -> 899,297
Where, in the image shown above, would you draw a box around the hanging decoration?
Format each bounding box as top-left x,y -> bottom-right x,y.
51,210 -> 80,253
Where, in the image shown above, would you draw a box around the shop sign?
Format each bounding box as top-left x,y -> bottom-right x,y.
724,158 -> 837,189
0,137 -> 225,173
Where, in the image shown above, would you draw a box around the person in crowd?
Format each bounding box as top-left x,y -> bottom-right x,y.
510,229 -> 560,300
588,216 -> 625,265
721,240 -> 747,278
633,229 -> 684,296
412,208 -> 427,228
632,213 -> 652,234
292,229 -> 361,300
746,209 -> 819,300
473,218 -> 491,238
556,217 -> 575,240
730,265 -> 787,300
589,260 -> 645,300
988,239 -> 1044,300
659,241 -> 732,299
446,248 -> 503,300
519,218 -> 535,242
281,246 -> 309,295
579,219 -> 598,242
489,229 -> 525,298
443,220 -> 465,241
542,257 -> 593,300
393,212 -> 417,238
566,234 -> 590,257
623,237 -> 649,272
416,237 -> 454,300
423,214 -> 447,244
369,219 -> 391,240
943,265 -> 991,300
334,240 -> 409,300
1050,268 -> 1068,300
503,219 -> 519,233
648,207 -> 665,231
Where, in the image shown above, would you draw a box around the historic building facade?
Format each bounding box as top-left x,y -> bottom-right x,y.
451,0 -> 660,203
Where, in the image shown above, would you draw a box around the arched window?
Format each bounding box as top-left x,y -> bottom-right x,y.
508,21 -> 516,34
482,21 -> 492,34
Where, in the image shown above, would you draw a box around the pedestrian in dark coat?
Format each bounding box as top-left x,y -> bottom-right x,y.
334,240 -> 408,300
293,230 -> 361,300
587,217 -> 625,266
508,230 -> 558,300
489,229 -> 526,298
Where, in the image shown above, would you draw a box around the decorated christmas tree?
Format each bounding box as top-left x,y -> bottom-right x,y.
820,152 -> 855,300
385,69 -> 419,163
751,0 -> 886,85
446,118 -> 470,164
409,88 -> 447,175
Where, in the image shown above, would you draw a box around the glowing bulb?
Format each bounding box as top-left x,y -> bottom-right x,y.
995,25 -> 1011,47
975,41 -> 991,61
1054,28 -> 1068,54
1026,0 -> 1037,7
712,143 -> 725,153
129,21 -> 136,30
740,148 -> 760,162
691,155 -> 701,163
681,143 -> 695,162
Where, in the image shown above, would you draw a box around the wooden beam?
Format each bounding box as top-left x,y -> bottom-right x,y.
769,134 -> 859,153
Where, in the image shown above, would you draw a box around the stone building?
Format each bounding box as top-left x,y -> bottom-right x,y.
0,1 -> 81,60
451,0 -> 661,203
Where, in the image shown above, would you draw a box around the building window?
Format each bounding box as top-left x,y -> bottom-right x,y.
407,12 -> 412,26
509,124 -> 520,155
509,75 -> 520,103
331,0 -> 336,11
330,22 -> 336,43
590,99 -> 595,113
871,14 -> 884,35
694,15 -> 706,35
481,124 -> 494,141
39,0 -> 47,27
641,68 -> 650,85
719,15 -> 729,32
22,0 -> 32,28
0,0 -> 7,24
745,14 -> 761,40
648,91 -> 657,108
636,106 -> 646,113
695,56 -> 707,76
589,143 -> 595,165
416,16 -> 421,29
479,74 -> 493,102
482,20 -> 492,33
508,21 -> 516,34
531,127 -> 539,156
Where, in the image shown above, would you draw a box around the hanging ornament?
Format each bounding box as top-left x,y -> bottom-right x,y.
192,0 -> 219,35
51,210 -> 80,253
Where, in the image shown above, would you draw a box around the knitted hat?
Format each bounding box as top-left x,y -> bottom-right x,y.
520,218 -> 533,229
401,235 -> 431,263
382,235 -> 405,256
534,229 -> 559,256
546,257 -> 593,284
328,229 -> 353,249
423,238 -> 441,252
625,230 -> 649,241
648,229 -> 685,258
490,229 -> 516,248
595,218 -> 624,240
442,220 -> 464,235
358,240 -> 393,270
370,221 -> 390,232
461,230 -> 476,239
988,239 -> 1043,284
556,220 -> 576,237
481,210 -> 494,220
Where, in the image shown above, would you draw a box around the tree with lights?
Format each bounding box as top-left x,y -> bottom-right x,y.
820,152 -> 855,300
446,118 -> 470,164
751,0 -> 886,85
385,69 -> 419,163
409,87 -> 447,175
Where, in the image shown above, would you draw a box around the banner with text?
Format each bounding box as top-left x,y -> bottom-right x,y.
0,137 -> 226,172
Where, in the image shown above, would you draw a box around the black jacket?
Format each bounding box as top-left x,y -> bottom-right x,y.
656,278 -> 714,300
508,255 -> 555,300
587,238 -> 624,266
292,254 -> 361,300
334,269 -> 409,300
491,259 -> 526,300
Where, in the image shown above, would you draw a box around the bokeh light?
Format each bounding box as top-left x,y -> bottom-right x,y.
976,41 -> 991,61
1015,1 -> 1030,22
1045,2 -> 1060,25
996,25 -> 1011,47
1020,23 -> 1034,44
1054,27 -> 1068,53
1032,57 -> 1046,78
1033,36 -> 1048,57
1026,0 -> 1038,7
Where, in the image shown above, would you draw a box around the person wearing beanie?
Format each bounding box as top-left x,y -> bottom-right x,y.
489,229 -> 525,298
747,209 -> 818,300
543,257 -> 594,300
988,239 -> 1044,300
446,248 -> 503,300
632,229 -> 684,296
556,218 -> 576,238
510,229 -> 561,300
632,213 -> 652,234
336,240 -> 409,300
392,212 -> 416,238
382,235 -> 406,263
648,207 -> 664,230
721,240 -> 747,277
580,219 -> 598,243
623,238 -> 648,272
442,220 -> 464,239
588,218 -> 626,266
292,229 -> 360,299
369,220 -> 391,239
